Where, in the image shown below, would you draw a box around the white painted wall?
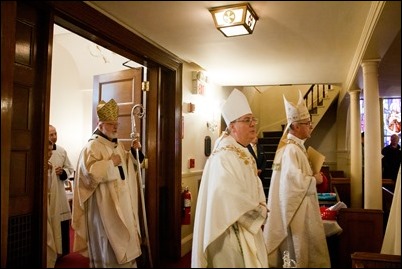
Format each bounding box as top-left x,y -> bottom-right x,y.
50,41 -> 93,169
181,64 -> 228,172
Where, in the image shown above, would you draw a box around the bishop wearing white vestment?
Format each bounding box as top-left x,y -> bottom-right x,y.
263,91 -> 330,268
192,89 -> 269,268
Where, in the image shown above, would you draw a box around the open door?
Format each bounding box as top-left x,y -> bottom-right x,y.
92,67 -> 153,267
93,68 -> 143,150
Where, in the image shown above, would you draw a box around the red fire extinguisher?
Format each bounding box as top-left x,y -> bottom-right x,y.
181,186 -> 191,225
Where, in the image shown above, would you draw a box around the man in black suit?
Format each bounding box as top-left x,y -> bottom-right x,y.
247,135 -> 267,181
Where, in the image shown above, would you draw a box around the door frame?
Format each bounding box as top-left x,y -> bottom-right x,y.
50,2 -> 183,264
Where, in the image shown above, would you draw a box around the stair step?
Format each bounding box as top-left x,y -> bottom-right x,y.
266,152 -> 276,159
259,130 -> 283,198
263,187 -> 269,197
262,146 -> 279,153
259,137 -> 281,144
264,169 -> 273,177
262,131 -> 283,138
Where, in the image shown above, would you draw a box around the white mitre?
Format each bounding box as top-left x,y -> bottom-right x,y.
276,90 -> 311,151
221,88 -> 252,126
284,90 -> 310,124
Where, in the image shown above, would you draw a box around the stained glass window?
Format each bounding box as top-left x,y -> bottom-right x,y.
360,98 -> 401,147
383,98 -> 401,146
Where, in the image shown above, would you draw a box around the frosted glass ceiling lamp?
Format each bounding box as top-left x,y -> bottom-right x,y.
209,3 -> 259,37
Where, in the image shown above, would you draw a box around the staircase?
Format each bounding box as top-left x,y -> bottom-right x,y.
258,84 -> 339,197
259,131 -> 283,197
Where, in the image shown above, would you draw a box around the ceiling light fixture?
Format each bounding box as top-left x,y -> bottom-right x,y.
209,3 -> 259,37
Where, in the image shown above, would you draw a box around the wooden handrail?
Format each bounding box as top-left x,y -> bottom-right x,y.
303,84 -> 332,115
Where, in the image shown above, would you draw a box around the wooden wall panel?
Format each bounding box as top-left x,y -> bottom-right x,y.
336,208 -> 384,268
5,2 -> 50,267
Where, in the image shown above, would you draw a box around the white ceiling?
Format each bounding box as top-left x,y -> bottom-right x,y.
56,1 -> 400,98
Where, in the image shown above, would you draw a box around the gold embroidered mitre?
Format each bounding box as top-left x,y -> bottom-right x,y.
277,90 -> 311,151
97,98 -> 119,121
283,90 -> 310,124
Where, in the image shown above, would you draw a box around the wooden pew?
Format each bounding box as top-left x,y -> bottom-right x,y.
330,170 -> 345,178
330,177 -> 350,207
335,208 -> 384,268
383,178 -> 395,192
328,170 -> 351,207
351,252 -> 401,268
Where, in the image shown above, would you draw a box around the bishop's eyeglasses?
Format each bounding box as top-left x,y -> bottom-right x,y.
233,117 -> 259,126
298,121 -> 313,126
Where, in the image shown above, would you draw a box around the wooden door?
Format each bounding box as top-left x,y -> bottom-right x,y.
2,2 -> 51,267
93,68 -> 143,150
92,68 -> 155,266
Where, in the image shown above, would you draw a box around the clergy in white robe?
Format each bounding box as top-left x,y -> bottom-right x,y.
49,124 -> 74,255
49,144 -> 73,224
191,89 -> 269,268
72,99 -> 143,268
263,91 -> 330,268
47,141 -> 61,268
